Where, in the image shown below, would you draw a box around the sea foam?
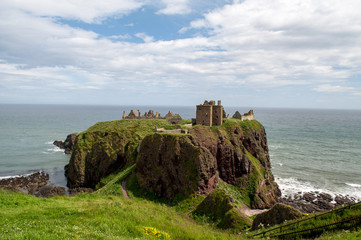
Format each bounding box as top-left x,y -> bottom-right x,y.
275,177 -> 361,201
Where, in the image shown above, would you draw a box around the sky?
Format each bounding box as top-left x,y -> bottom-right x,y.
1,0 -> 361,109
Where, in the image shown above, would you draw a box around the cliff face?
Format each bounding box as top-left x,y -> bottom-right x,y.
65,119 -> 177,188
66,119 -> 280,208
136,120 -> 280,208
136,134 -> 218,199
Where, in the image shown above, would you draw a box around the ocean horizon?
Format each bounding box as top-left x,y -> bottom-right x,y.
1,104 -> 360,200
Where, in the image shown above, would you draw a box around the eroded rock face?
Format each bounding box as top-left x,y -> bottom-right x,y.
136,134 -> 218,199
53,133 -> 78,154
137,122 -> 280,208
65,131 -> 133,188
66,119 -> 280,209
188,124 -> 280,208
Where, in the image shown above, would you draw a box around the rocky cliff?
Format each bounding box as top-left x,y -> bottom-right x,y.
66,118 -> 280,208
137,120 -> 280,208
65,119 -> 178,188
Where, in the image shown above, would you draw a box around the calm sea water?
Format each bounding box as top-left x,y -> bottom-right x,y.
0,104 -> 360,199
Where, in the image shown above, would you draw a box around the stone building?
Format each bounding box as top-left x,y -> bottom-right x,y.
195,100 -> 223,126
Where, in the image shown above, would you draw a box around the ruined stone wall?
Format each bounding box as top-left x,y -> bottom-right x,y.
241,110 -> 254,121
196,105 -> 213,126
122,110 -> 178,120
233,110 -> 254,121
212,105 -> 223,126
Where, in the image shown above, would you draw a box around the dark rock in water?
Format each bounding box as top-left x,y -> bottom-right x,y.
252,203 -> 303,230
53,140 -> 65,149
53,133 -> 78,154
278,191 -> 357,213
192,188 -> 251,231
335,195 -> 355,206
0,171 -> 49,193
0,171 -> 66,198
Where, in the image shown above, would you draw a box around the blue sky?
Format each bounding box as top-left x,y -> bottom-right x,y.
1,0 -> 361,108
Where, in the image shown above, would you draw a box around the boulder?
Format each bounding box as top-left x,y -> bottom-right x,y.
192,189 -> 250,231
252,203 -> 303,230
53,133 -> 78,154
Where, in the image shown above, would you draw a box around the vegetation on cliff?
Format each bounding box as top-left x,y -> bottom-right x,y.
66,118 -> 280,210
66,119 -> 178,188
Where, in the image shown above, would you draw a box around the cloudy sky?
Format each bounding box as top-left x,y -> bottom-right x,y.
1,0 -> 361,108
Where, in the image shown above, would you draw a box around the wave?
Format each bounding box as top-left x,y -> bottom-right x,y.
42,146 -> 63,154
275,177 -> 361,201
45,141 -> 54,145
0,172 -> 35,180
346,183 -> 361,188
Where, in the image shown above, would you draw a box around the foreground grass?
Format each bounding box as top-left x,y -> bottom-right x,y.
0,189 -> 245,240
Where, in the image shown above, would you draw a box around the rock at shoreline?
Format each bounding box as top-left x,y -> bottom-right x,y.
0,171 -> 66,198
53,133 -> 78,154
278,191 -> 357,213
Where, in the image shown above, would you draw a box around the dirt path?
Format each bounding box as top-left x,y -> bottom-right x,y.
238,202 -> 267,217
184,209 -> 196,224
121,180 -> 130,200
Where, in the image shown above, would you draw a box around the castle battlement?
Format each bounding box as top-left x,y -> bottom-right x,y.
195,100 -> 223,126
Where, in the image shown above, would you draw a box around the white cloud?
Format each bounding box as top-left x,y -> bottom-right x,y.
1,0 -> 361,107
135,33 -> 155,43
182,0 -> 361,87
0,0 -> 145,23
157,0 -> 191,15
313,84 -> 360,95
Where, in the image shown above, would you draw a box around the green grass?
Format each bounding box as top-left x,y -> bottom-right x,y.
249,203 -> 361,239
0,189 -> 246,240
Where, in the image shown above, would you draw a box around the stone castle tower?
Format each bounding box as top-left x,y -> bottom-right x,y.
196,100 -> 223,126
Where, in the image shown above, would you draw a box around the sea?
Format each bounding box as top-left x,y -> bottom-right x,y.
0,104 -> 360,200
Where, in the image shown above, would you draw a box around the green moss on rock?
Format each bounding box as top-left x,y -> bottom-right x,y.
252,203 -> 304,230
66,119 -> 177,188
192,189 -> 250,231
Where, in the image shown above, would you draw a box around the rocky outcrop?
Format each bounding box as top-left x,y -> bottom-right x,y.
65,119 -> 280,209
187,122 -> 280,208
54,133 -> 78,154
279,192 -> 357,213
191,189 -> 250,231
65,131 -> 134,188
252,203 -> 303,230
0,171 -> 66,197
65,119 -> 177,188
136,134 -> 218,198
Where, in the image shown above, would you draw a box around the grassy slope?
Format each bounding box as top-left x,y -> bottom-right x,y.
0,189 -> 245,240
2,119 -> 360,239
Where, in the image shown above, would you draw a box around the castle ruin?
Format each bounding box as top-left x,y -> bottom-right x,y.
122,109 -> 180,121
195,100 -> 223,126
232,110 -> 254,121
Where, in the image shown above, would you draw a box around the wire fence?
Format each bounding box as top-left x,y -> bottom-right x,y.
248,202 -> 361,239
